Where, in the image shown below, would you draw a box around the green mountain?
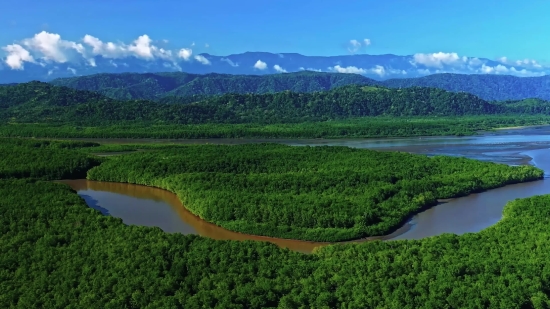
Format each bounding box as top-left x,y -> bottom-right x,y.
382,73 -> 550,101
0,82 -> 514,125
49,71 -> 550,102
50,71 -> 376,101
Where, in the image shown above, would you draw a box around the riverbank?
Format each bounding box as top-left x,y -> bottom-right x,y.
55,149 -> 546,254
3,115 -> 550,140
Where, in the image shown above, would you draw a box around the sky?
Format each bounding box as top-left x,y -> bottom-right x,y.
1,0 -> 549,62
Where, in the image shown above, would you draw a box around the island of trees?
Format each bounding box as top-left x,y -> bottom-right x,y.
87,143 -> 542,241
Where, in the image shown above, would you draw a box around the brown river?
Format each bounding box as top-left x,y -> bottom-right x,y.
59,126 -> 550,253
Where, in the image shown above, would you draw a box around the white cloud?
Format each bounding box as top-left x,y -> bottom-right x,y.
498,56 -> 508,63
205,43 -> 209,48
221,58 -> 238,67
83,34 -> 127,58
83,33 -> 173,61
509,66 -> 545,77
273,64 -> 287,73
2,44 -> 35,69
468,57 -> 483,66
67,67 -> 77,75
127,35 -> 155,59
347,38 -> 371,53
329,65 -> 366,74
299,67 -> 322,72
22,31 -> 85,63
478,64 -> 544,76
417,68 -> 431,75
194,55 -> 210,65
388,68 -> 407,75
348,39 -> 362,53
515,58 -> 542,68
412,52 -> 464,68
254,59 -> 267,70
370,65 -> 385,76
178,48 -> 192,60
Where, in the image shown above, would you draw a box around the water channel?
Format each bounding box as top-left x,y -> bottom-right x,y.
60,126 -> 550,253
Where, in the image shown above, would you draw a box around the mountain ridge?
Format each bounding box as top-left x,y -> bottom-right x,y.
3,80 -> 538,125
47,71 -> 550,101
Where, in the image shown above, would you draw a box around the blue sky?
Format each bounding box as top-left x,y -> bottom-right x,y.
0,0 -> 548,61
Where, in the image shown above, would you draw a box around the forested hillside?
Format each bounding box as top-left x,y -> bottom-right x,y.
0,82 -> 512,125
50,71 -> 375,100
382,73 -> 550,101
47,71 -> 550,102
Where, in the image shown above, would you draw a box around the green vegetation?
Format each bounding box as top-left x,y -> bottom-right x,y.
0,139 -> 102,179
2,115 -> 550,139
50,71 -> 375,100
50,71 -> 550,102
86,143 -> 542,241
2,81 -> 516,125
2,138 -> 550,307
383,73 -> 550,101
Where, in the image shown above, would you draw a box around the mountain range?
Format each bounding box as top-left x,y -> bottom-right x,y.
48,71 -> 550,102
2,79 -> 550,127
1,51 -> 546,84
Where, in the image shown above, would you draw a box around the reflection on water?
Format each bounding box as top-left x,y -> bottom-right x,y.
59,127 -> 550,252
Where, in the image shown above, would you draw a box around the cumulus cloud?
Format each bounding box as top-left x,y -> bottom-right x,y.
273,64 -> 287,73
178,48 -> 192,60
347,38 -> 371,53
253,60 -> 267,70
2,44 -> 35,69
515,58 -> 542,68
194,55 -> 211,65
412,52 -> 466,68
221,58 -> 238,67
329,64 -> 406,77
83,34 -> 126,58
329,65 -> 366,74
480,64 -> 509,74
22,31 -> 85,63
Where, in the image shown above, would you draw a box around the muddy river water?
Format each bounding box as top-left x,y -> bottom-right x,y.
60,126 -> 550,253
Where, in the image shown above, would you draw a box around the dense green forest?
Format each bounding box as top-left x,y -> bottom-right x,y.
0,139 -> 102,179
50,71 -> 375,100
383,73 -> 550,101
48,71 -> 550,102
3,115 -> 550,139
3,81 -> 549,126
3,138 -> 550,307
86,143 -> 542,241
